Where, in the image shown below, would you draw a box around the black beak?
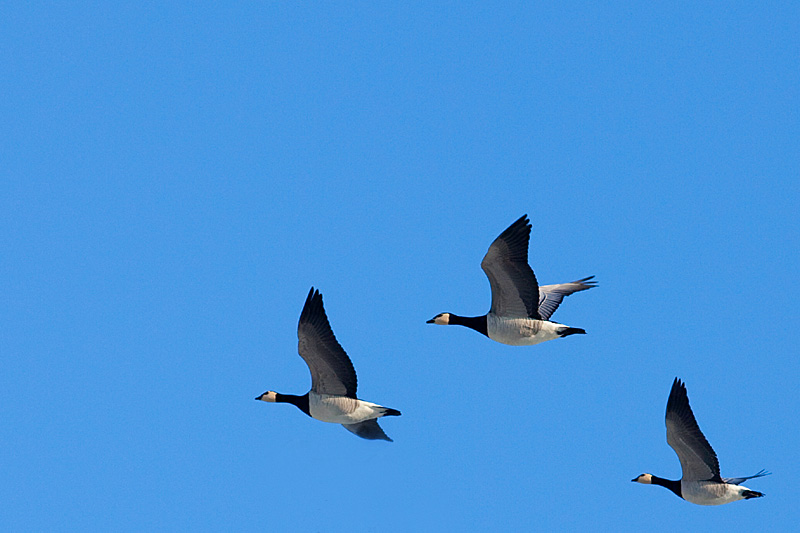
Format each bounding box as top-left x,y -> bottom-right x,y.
254,395 -> 262,400
426,318 -> 435,324
630,478 -> 637,482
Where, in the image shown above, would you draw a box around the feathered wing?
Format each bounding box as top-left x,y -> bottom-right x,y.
537,276 -> 597,321
665,378 -> 722,482
724,469 -> 771,485
480,215 -> 540,319
297,288 -> 358,398
342,419 -> 392,442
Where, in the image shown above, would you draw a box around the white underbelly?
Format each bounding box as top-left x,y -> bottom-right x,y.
309,393 -> 383,424
682,481 -> 743,506
486,315 -> 563,346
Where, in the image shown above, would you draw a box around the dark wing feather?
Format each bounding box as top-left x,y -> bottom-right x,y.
537,276 -> 597,321
342,419 -> 392,441
480,215 -> 540,319
297,288 -> 358,398
665,378 -> 721,482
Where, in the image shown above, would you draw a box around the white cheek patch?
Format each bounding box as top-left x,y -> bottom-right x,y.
434,314 -> 450,325
261,391 -> 278,402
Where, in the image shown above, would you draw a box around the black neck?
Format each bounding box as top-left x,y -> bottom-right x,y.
450,314 -> 488,337
276,393 -> 310,417
651,475 -> 682,499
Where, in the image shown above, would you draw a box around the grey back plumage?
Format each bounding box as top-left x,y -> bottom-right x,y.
665,378 -> 722,482
480,215 -> 540,319
297,288 -> 358,398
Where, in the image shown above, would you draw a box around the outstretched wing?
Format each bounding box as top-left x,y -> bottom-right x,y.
665,378 -> 722,482
537,276 -> 597,321
297,288 -> 358,398
480,215 -> 539,319
724,469 -> 771,485
342,419 -> 393,441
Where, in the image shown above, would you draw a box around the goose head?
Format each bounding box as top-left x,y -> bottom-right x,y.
631,473 -> 654,484
255,391 -> 278,402
426,313 -> 452,325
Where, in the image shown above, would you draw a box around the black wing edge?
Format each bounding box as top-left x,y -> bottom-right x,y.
299,287 -> 341,349
300,287 -> 323,324
573,275 -> 598,288
495,214 -> 532,264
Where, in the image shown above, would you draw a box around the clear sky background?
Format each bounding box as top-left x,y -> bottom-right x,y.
2,2 -> 798,531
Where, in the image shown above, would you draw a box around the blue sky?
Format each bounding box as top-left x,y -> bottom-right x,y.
2,2 -> 798,531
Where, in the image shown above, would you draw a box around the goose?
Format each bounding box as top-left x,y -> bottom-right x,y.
256,288 -> 400,441
632,378 -> 770,505
426,214 -> 595,346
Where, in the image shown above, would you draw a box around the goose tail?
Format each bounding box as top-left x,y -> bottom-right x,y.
558,327 -> 586,337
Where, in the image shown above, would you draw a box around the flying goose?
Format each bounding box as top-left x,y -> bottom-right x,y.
426,214 -> 595,346
632,378 -> 770,505
256,288 -> 400,441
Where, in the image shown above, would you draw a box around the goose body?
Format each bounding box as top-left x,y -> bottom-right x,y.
681,479 -> 765,506
308,394 -> 395,425
485,314 -> 578,346
427,214 -> 595,346
632,378 -> 769,505
256,288 -> 400,441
